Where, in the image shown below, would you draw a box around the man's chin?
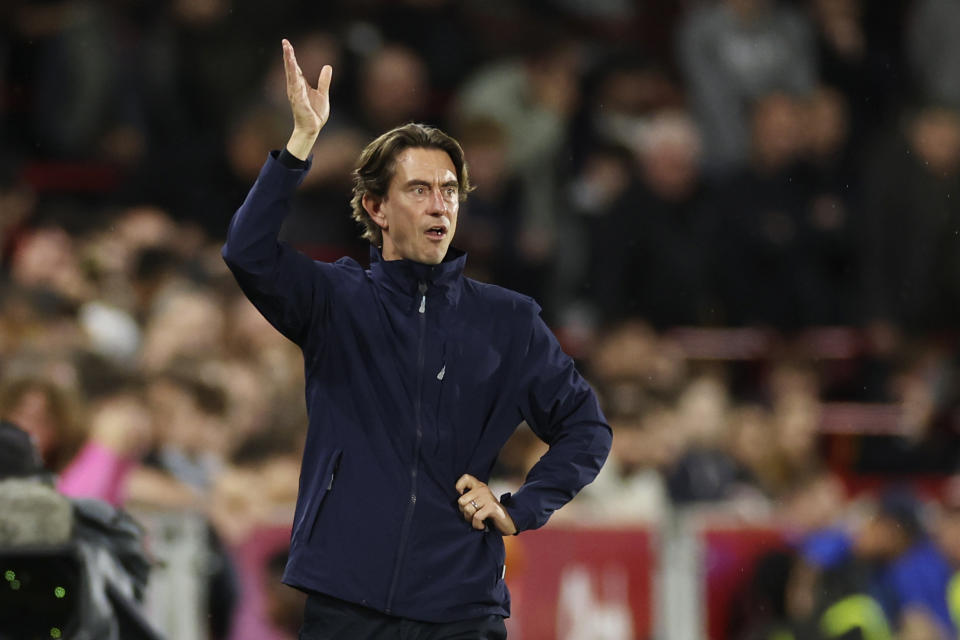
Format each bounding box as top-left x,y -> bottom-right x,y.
421,246 -> 449,265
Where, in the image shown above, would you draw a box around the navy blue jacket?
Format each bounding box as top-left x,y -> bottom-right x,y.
222,151 -> 612,623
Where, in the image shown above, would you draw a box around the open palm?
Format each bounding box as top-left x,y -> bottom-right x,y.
282,38 -> 332,134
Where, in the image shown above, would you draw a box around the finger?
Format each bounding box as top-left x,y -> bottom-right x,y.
457,488 -> 485,508
281,39 -> 294,75
282,38 -> 300,70
282,41 -> 299,89
460,502 -> 475,523
282,39 -> 305,87
459,498 -> 480,523
474,504 -> 498,530
456,474 -> 478,495
317,64 -> 333,95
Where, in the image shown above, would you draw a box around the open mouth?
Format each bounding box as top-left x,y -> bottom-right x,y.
426,226 -> 447,240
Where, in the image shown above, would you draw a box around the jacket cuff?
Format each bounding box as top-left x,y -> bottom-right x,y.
499,492 -> 533,535
278,148 -> 310,170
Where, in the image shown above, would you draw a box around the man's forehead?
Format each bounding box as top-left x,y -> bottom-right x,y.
393,147 -> 457,181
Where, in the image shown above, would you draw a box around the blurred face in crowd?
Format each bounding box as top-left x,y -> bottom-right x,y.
589,321 -> 658,382
639,111 -> 702,202
752,93 -> 803,171
11,228 -> 78,290
781,473 -> 845,533
855,512 -> 913,560
227,107 -> 289,181
462,134 -> 509,194
148,377 -> 228,456
804,86 -> 849,160
726,0 -> 769,20
727,405 -> 773,473
4,387 -> 58,462
362,46 -> 428,130
365,147 -> 459,265
936,509 -> 960,567
623,407 -> 685,469
527,43 -> 581,117
140,289 -> 226,370
677,375 -> 729,446
910,107 -> 960,176
775,391 -> 821,464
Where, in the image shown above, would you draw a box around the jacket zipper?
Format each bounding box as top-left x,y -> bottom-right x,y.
385,280 -> 428,612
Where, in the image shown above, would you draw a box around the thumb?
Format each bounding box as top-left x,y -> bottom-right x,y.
317,64 -> 333,94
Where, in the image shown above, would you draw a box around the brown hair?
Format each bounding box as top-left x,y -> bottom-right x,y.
350,123 -> 474,246
0,377 -> 86,472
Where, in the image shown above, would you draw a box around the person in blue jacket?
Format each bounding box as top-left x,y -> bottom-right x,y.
221,39 -> 612,639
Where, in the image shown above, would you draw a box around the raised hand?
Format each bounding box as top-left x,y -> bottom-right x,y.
282,38 -> 333,159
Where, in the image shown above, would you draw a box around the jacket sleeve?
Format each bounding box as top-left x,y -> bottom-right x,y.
221,150 -> 333,347
501,306 -> 612,533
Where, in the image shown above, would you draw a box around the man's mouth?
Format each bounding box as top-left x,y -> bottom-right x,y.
426,226 -> 447,240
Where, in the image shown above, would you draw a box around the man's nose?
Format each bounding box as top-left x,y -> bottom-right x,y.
428,188 -> 449,213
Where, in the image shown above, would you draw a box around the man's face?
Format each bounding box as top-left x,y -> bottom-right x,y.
365,147 -> 459,265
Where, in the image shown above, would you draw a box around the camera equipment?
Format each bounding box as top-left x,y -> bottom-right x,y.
0,421 -> 163,639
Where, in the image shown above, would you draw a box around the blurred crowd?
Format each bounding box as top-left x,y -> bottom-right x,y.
2,0 -> 960,638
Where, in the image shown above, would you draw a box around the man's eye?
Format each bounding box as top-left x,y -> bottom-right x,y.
415,187 -> 425,195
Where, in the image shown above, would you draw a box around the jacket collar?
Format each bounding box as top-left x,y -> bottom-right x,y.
369,245 -> 466,307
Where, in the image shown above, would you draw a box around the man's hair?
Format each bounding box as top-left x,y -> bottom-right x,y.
350,123 -> 474,247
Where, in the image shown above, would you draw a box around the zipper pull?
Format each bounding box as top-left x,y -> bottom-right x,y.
418,281 -> 427,314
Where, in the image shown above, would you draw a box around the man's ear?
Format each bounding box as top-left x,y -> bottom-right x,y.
363,193 -> 388,230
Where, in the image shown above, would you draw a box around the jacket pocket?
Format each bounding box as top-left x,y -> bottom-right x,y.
292,448 -> 342,547
482,529 -> 506,589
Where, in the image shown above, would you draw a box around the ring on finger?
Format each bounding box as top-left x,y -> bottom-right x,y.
470,499 -> 480,511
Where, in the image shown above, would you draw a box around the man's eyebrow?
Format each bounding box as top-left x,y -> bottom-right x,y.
402,179 -> 460,188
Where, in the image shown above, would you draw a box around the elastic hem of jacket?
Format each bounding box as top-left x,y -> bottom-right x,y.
278,148 -> 310,170
499,492 -> 532,534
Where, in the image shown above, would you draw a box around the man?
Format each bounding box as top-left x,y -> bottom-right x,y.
222,39 -> 612,638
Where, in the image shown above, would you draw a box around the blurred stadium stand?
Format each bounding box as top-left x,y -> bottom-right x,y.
3,0 -> 960,638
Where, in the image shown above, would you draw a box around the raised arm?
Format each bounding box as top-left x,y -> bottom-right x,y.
221,41 -> 337,346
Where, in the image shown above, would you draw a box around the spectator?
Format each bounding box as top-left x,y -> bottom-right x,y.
58,385 -> 153,506
0,376 -> 85,473
584,109 -> 721,327
811,0 -> 905,150
455,28 -> 584,310
859,104 -> 960,333
855,346 -> 960,475
855,488 -> 955,638
713,92 -> 813,327
677,0 -> 818,176
907,0 -> 960,110
795,86 -> 859,325
455,117 -> 526,286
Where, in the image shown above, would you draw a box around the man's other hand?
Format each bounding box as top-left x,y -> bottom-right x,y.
456,474 -> 517,535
